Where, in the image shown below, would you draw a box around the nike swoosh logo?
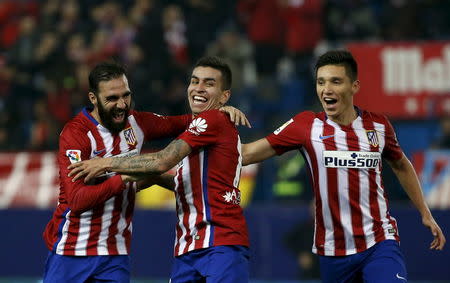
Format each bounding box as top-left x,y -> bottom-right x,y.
93,149 -> 106,156
396,273 -> 407,281
319,134 -> 335,140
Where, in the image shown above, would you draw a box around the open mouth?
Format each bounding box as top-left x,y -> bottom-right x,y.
112,111 -> 125,122
193,95 -> 208,105
323,97 -> 338,106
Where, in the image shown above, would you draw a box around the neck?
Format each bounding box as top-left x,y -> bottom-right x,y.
329,107 -> 358,126
90,108 -> 102,125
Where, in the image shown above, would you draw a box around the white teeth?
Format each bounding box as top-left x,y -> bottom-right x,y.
193,95 -> 207,102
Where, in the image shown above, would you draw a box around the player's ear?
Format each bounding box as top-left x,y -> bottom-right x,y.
220,90 -> 231,105
352,80 -> 360,96
88,92 -> 98,106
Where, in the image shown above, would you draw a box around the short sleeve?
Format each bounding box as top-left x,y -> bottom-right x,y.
382,117 -> 403,161
266,112 -> 312,155
132,111 -> 191,140
176,110 -> 225,150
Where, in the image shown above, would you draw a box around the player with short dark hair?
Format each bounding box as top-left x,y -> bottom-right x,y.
69,56 -> 250,283
241,50 -> 446,282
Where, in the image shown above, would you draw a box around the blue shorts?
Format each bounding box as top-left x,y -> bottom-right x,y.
319,240 -> 407,283
43,252 -> 130,283
170,245 -> 250,283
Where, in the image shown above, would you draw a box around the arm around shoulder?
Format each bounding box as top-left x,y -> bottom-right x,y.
109,139 -> 192,175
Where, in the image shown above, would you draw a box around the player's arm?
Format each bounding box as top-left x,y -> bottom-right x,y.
242,138 -> 277,166
137,105 -> 250,143
65,175 -> 129,214
69,139 -> 191,182
387,154 -> 446,250
59,128 -> 129,214
128,173 -> 175,192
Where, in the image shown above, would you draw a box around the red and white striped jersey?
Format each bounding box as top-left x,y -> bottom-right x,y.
173,109 -> 249,256
266,108 -> 403,256
43,108 -> 189,256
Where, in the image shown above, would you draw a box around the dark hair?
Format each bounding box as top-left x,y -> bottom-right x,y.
315,50 -> 358,81
88,62 -> 127,95
193,56 -> 232,90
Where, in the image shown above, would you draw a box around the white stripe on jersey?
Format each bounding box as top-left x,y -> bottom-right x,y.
374,122 -> 397,241
199,150 -> 211,249
311,118 -> 335,255
87,131 -> 97,158
186,153 -> 199,253
96,128 -> 116,255
331,123 -> 356,255
75,210 -> 92,255
177,158 -> 192,254
56,211 -> 71,254
174,165 -> 187,254
99,126 -> 114,157
233,136 -> 243,188
115,185 -> 130,254
352,118 -> 376,247
97,197 -> 114,254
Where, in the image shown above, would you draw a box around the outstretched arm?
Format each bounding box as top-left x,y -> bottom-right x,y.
69,139 -> 191,182
242,138 -> 277,166
387,154 -> 446,250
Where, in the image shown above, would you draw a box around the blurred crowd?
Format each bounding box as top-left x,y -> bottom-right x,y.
1,0 -> 450,152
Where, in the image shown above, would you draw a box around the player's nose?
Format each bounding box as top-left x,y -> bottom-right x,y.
116,97 -> 127,109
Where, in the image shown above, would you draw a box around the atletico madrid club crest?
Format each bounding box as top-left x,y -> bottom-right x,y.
123,127 -> 137,145
366,130 -> 379,147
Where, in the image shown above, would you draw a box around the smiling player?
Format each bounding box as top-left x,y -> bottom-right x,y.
241,50 -> 445,282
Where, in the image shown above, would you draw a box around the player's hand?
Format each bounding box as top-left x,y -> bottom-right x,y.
121,173 -> 146,183
121,174 -> 138,184
68,158 -> 111,183
422,215 -> 446,250
219,105 -> 252,128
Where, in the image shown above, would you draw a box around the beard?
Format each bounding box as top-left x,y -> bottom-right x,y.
97,102 -> 129,135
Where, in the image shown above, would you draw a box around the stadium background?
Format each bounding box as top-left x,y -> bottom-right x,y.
0,0 -> 449,282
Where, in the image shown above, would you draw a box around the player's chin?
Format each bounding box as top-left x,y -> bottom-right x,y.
323,108 -> 336,117
190,105 -> 205,115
